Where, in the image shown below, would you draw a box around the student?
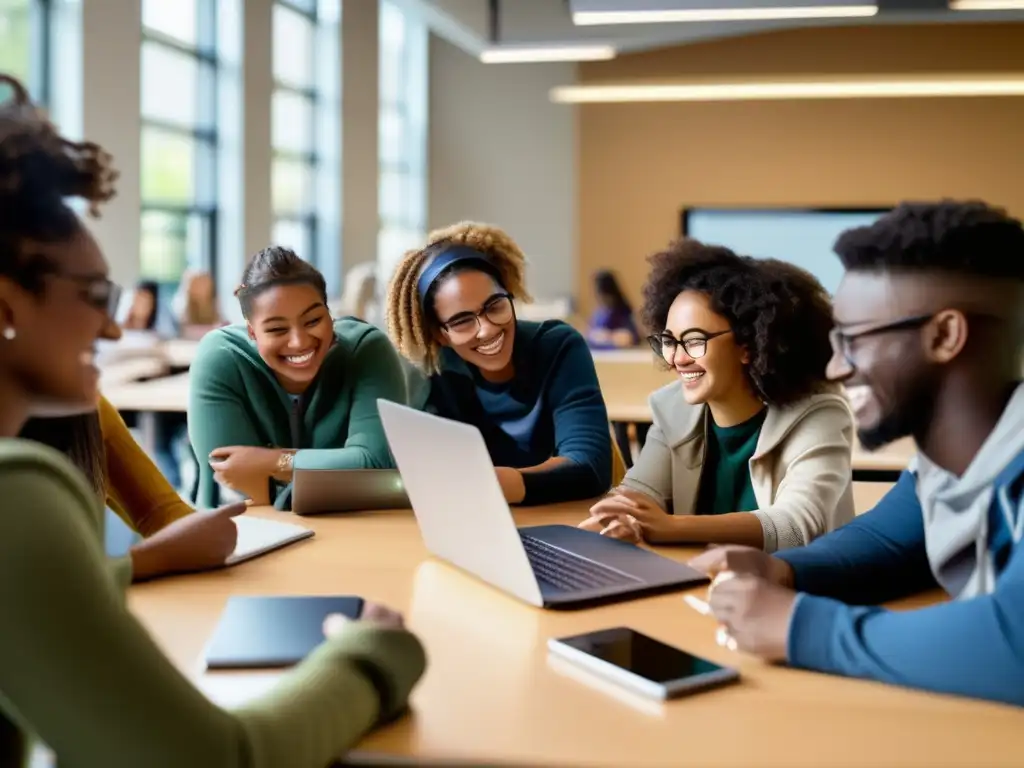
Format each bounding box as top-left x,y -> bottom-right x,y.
171,268 -> 223,339
19,397 -> 242,580
386,221 -> 616,505
587,269 -> 640,350
122,279 -> 161,331
189,246 -> 408,509
691,201 -> 1024,706
0,73 -> 425,766
578,239 -> 855,551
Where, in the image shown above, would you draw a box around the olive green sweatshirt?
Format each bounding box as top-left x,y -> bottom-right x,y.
0,439 -> 426,767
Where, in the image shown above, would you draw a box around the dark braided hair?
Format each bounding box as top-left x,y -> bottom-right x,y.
0,73 -> 118,293
641,238 -> 834,407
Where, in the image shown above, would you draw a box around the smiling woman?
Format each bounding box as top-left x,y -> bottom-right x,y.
386,221 -> 617,506
188,246 -> 409,509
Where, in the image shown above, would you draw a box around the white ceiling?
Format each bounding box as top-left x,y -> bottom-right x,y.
394,0 -> 1024,57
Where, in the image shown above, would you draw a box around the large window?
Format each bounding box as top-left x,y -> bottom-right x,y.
272,0 -> 319,265
139,0 -> 219,287
378,0 -> 427,287
0,0 -> 50,100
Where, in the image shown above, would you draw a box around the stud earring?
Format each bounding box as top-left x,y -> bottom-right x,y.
2,327 -> 14,341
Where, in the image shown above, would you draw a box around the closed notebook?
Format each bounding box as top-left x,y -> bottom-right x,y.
225,516 -> 314,566
204,595 -> 365,669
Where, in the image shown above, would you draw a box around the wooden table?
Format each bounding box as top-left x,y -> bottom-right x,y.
102,373 -> 190,455
129,493 -> 1023,766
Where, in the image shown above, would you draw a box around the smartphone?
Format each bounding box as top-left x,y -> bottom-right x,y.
547,627 -> 739,701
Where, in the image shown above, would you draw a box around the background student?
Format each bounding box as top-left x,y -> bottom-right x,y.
189,246 -> 408,509
387,221 -> 619,506
0,72 -> 426,766
691,201 -> 1024,707
579,239 -> 855,551
586,269 -> 640,350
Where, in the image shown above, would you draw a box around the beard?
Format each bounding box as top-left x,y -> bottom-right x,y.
857,373 -> 938,451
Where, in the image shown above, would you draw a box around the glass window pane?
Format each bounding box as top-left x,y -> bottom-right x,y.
272,218 -> 313,264
141,210 -> 210,282
142,0 -> 198,46
272,89 -> 314,153
379,109 -> 403,166
273,4 -> 314,89
272,156 -> 315,215
379,2 -> 405,105
142,41 -> 209,128
379,169 -> 407,224
378,225 -> 421,288
142,127 -> 215,205
0,1 -> 31,85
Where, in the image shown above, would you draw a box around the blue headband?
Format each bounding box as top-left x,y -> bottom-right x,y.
416,246 -> 494,302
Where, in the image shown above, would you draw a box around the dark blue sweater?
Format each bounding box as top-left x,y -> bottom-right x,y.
776,447 -> 1024,706
423,320 -> 613,505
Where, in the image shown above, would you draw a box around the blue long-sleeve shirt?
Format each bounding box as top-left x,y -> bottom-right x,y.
421,319 -> 613,505
776,452 -> 1024,706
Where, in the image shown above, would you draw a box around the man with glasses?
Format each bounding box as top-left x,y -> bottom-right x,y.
690,200 -> 1024,706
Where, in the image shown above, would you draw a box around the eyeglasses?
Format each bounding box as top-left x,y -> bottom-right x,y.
439,294 -> 515,343
647,329 -> 732,361
48,269 -> 122,318
829,313 -> 934,366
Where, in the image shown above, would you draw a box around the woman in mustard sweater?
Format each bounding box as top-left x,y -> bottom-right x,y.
19,396 -> 241,580
0,73 -> 425,767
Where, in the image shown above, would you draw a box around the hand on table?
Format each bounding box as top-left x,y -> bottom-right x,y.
208,445 -> 280,502
130,502 -> 246,580
577,488 -> 676,543
687,544 -> 794,587
495,466 -> 526,504
705,571 -> 798,662
323,601 -> 406,636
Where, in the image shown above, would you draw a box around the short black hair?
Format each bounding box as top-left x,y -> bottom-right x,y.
0,74 -> 117,293
642,238 -> 834,407
834,200 -> 1024,280
235,245 -> 327,319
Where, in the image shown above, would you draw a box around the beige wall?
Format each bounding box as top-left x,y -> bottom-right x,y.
576,23 -> 1024,320
428,35 -> 578,299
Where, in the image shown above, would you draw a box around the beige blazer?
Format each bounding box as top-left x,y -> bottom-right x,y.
621,381 -> 855,552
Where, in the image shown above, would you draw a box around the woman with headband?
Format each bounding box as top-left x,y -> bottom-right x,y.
387,221 -> 619,506
188,245 -> 408,508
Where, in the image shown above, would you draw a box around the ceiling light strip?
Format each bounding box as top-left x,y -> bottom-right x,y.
573,5 -> 878,24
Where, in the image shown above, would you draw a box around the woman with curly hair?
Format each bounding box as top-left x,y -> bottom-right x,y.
387,221 -> 617,505
578,239 -> 855,551
0,73 -> 424,766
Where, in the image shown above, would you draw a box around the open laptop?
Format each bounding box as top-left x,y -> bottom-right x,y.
377,399 -> 707,609
291,468 -> 409,515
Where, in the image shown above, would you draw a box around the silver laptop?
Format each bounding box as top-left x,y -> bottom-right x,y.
291,468 -> 409,515
377,399 -> 707,609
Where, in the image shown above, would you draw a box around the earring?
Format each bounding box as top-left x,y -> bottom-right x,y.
2,327 -> 14,340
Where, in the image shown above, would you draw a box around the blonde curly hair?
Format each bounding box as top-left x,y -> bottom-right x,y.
386,221 -> 532,373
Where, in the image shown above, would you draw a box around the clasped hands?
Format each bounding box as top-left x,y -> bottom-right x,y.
579,489 -> 799,663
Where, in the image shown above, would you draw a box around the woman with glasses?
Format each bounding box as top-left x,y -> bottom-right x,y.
0,74 -> 424,766
578,238 -> 855,551
188,245 -> 408,509
387,221 -> 616,505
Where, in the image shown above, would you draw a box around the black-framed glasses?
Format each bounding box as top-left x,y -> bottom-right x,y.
647,329 -> 732,361
439,293 -> 515,343
829,313 -> 933,365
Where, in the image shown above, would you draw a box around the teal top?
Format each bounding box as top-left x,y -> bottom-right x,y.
695,408 -> 767,516
0,439 -> 426,767
188,317 -> 408,509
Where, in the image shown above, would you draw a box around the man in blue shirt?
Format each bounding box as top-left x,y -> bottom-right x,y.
690,200 -> 1024,706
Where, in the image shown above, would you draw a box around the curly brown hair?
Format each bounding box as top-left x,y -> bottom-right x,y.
0,73 -> 118,293
642,238 -> 834,407
386,221 -> 532,373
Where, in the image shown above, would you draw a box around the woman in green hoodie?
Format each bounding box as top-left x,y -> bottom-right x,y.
0,73 -> 425,768
189,246 -> 408,509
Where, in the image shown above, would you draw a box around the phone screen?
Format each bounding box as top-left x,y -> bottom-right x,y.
556,627 -> 728,683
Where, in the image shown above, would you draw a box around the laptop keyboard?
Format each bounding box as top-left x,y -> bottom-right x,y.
520,534 -> 643,592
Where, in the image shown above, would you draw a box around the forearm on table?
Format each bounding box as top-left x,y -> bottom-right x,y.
517,456 -> 606,506
666,512 -> 765,549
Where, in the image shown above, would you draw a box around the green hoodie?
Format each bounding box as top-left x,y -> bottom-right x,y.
0,439 -> 427,768
188,318 -> 408,509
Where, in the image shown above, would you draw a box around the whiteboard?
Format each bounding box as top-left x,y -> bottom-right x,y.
682,208 -> 887,294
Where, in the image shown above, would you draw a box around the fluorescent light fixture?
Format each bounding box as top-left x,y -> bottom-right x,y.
479,45 -> 616,63
573,5 -> 877,24
550,76 -> 1024,103
949,0 -> 1024,8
